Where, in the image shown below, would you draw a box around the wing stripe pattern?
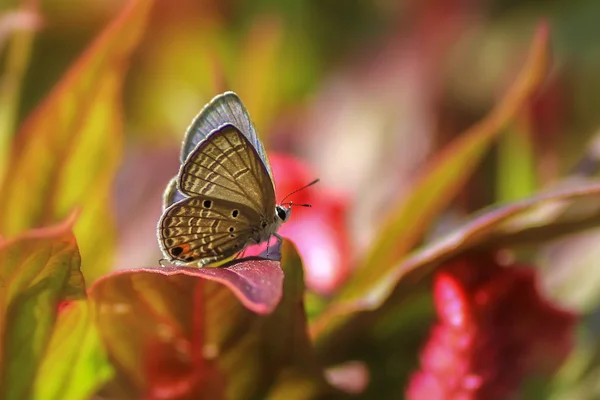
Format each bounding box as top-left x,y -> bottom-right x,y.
158,195 -> 258,265
179,124 -> 274,214
159,95 -> 278,266
220,128 -> 265,194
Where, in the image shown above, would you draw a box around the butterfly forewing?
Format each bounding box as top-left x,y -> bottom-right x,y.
158,196 -> 260,265
181,92 -> 273,178
178,124 -> 275,216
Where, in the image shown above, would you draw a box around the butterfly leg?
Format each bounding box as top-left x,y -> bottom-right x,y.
266,234 -> 272,257
266,233 -> 283,260
273,233 -> 283,247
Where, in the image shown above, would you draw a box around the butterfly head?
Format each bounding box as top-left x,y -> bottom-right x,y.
276,204 -> 292,222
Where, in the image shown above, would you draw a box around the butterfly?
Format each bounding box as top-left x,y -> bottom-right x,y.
157,92 -> 317,266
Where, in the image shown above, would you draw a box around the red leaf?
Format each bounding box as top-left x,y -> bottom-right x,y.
90,241 -> 330,399
124,258 -> 284,315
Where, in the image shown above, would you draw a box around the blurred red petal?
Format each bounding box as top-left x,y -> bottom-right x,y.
434,272 -> 473,329
57,300 -> 73,314
279,212 -> 346,294
270,152 -> 316,204
408,254 -> 577,399
269,152 -> 352,294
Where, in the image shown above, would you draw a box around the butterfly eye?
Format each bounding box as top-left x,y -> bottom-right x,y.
276,206 -> 289,221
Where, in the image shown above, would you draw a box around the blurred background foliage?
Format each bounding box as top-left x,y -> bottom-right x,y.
2,0 -> 600,398
3,0 -> 600,265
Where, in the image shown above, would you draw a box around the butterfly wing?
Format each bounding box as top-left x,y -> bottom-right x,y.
181,91 -> 273,178
178,123 -> 276,217
158,196 -> 260,265
162,177 -> 186,211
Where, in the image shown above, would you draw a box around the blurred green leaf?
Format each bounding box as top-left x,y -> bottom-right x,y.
311,23 -> 551,341
338,23 -> 549,302
34,300 -> 114,400
497,116 -> 537,202
0,6 -> 38,185
89,241 -> 331,400
547,315 -> 600,400
0,0 -> 154,282
235,16 -> 283,136
0,213 -> 86,400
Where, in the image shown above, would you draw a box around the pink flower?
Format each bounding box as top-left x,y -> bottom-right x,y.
407,254 -> 576,400
269,153 -> 351,295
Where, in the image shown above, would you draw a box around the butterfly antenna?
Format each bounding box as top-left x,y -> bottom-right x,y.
284,202 -> 312,208
280,178 -> 320,204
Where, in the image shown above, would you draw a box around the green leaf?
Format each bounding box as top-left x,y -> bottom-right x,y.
0,0 -> 154,282
496,118 -> 537,202
34,300 -> 114,400
89,241 -> 332,400
0,214 -> 86,400
311,23 -> 551,341
338,23 -> 550,302
363,180 -> 600,313
0,6 -> 39,185
235,17 -> 283,136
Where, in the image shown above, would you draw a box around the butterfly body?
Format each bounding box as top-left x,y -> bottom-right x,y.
251,205 -> 290,244
157,92 -> 290,266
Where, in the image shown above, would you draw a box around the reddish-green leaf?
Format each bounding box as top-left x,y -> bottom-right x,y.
89,241 -> 331,399
0,0 -> 154,282
389,180 -> 600,295
130,258 -> 284,315
0,213 -> 86,400
313,180 -> 600,364
312,23 -> 551,340
34,300 -> 114,400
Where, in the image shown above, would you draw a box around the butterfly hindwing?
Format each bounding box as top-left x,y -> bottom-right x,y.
178,124 -> 275,217
158,196 -> 260,265
162,177 -> 186,211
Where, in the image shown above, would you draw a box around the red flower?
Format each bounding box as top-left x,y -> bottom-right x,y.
268,153 -> 351,295
406,254 -> 577,400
